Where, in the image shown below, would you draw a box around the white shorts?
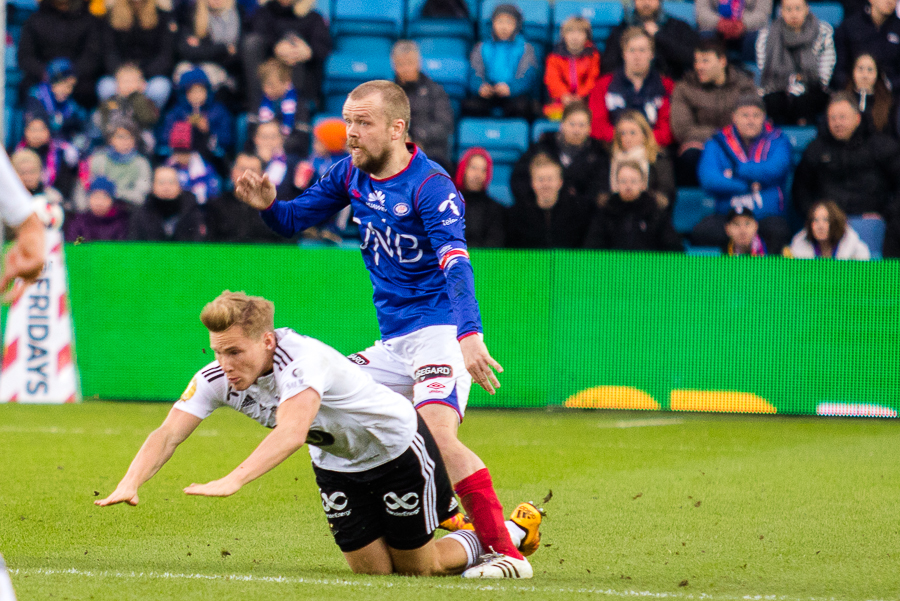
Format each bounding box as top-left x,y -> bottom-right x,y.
348,325 -> 472,421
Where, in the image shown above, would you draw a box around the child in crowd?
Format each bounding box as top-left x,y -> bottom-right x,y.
543,16 -> 601,120
65,177 -> 131,242
163,68 -> 234,165
465,3 -> 540,120
724,206 -> 767,256
250,120 -> 300,199
17,111 -> 79,202
11,148 -> 64,207
455,147 -> 506,247
293,117 -> 352,243
85,115 -> 153,209
25,58 -> 88,149
91,63 -> 160,152
255,58 -> 309,155
165,121 -> 221,206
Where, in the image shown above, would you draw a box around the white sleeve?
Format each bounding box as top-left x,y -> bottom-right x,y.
0,148 -> 35,227
276,353 -> 331,404
173,365 -> 227,419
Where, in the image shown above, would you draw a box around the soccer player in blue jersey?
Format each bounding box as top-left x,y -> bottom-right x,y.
235,80 -> 541,578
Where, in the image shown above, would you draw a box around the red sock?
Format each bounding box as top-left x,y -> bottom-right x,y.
454,468 -> 524,560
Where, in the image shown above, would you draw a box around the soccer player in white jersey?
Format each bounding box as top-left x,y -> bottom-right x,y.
0,147 -> 45,300
234,80 -> 541,578
96,291 -> 532,577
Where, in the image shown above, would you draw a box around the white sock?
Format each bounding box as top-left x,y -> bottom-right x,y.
506,520 -> 526,548
445,530 -> 484,568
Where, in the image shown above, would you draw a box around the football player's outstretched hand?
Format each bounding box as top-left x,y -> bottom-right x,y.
460,333 -> 503,395
235,170 -> 277,210
184,477 -> 241,498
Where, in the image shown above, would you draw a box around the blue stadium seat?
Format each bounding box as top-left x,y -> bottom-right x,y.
662,2 -> 697,26
781,125 -> 817,164
323,53 -> 394,96
334,35 -> 394,57
809,2 -> 843,26
847,217 -> 886,259
325,93 -> 348,114
531,118 -> 559,142
234,112 -> 249,153
456,118 -> 530,163
331,0 -> 404,38
488,163 -> 514,206
553,1 -> 624,48
414,37 -> 470,60
684,244 -> 723,256
479,0 -> 552,49
406,0 -> 477,40
421,56 -> 469,99
7,0 -> 38,12
673,187 -> 716,234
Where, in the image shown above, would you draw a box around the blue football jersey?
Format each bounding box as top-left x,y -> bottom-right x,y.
261,145 -> 482,340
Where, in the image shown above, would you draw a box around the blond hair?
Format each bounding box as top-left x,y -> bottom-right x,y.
258,57 -> 292,84
560,15 -> 592,40
200,291 -> 275,339
11,148 -> 43,172
620,25 -> 654,53
348,80 -> 411,136
109,0 -> 158,31
612,110 -> 659,162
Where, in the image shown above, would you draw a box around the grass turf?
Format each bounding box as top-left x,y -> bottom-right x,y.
1,403 -> 899,600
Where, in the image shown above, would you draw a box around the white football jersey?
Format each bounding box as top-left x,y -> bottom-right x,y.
175,328 -> 418,472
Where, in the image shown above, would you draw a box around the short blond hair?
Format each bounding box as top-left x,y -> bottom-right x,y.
11,148 -> 42,172
258,58 -> 292,85
200,291 -> 275,339
348,80 -> 411,135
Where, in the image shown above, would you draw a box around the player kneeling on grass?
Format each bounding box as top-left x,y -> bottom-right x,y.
96,291 -> 539,578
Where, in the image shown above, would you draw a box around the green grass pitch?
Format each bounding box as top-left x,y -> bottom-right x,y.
1,403 -> 899,601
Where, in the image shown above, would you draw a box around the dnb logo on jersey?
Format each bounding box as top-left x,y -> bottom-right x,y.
414,364 -> 453,382
383,492 -> 420,516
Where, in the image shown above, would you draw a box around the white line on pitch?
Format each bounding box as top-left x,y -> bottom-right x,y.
8,567 -> 889,601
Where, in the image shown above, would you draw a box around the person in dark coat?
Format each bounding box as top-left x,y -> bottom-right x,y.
65,177 -> 131,242
511,101 -> 609,203
175,0 -> 243,96
583,160 -> 683,251
602,0 -> 700,80
455,148 -> 506,248
506,153 -> 593,248
831,0 -> 900,90
392,40 -> 455,170
129,166 -> 206,241
241,0 -> 332,109
206,153 -> 290,243
16,0 -> 101,107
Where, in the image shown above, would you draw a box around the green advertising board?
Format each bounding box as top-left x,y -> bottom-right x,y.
55,243 -> 899,417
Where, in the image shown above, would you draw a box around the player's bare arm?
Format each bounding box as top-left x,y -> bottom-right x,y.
459,334 -> 503,395
1,213 -> 45,300
96,406 -> 202,507
183,389 -> 321,497
234,170 -> 277,210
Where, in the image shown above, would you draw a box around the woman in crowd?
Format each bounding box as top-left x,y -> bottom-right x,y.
175,0 -> 243,101
789,200 -> 871,259
608,109 -> 675,203
755,0 -> 835,125
454,148 -> 506,248
16,113 -> 79,202
845,53 -> 894,135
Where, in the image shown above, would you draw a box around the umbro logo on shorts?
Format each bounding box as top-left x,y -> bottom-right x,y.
414,364 -> 452,383
321,491 -> 349,515
346,353 -> 370,366
383,492 -> 420,516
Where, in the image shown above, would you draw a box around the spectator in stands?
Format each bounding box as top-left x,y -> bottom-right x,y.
25,59 -> 88,150
584,160 -> 683,251
608,109 -> 676,203
90,63 -> 161,153
165,122 -> 221,206
17,112 -> 79,203
129,166 -> 206,241
696,0 -> 773,62
206,153 -> 289,243
506,153 -> 592,248
846,53 -> 895,134
162,68 -> 234,163
695,94 -> 793,252
723,206 -> 768,255
511,101 -> 609,203
86,115 -> 153,208
17,0 -> 101,107
252,58 -> 309,156
793,92 -> 900,235
175,0 -> 242,100
250,120 -> 300,198
832,0 -> 900,90
789,200 -> 871,259
589,27 -> 675,147
543,16 -> 601,121
11,149 -> 64,208
294,118 -> 354,242
603,0 -> 700,80
99,0 -> 176,109
455,148 -> 505,248
64,177 -> 131,242
391,41 -> 454,169
464,3 -> 540,120
241,0 -> 332,110
670,38 -> 758,186
756,0 -> 835,125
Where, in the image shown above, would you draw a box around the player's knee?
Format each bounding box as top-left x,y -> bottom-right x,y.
349,563 -> 393,576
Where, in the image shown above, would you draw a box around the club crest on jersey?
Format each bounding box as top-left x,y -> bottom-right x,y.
415,364 -> 453,382
179,378 -> 197,402
368,190 -> 386,205
347,353 -> 370,365
393,202 -> 410,217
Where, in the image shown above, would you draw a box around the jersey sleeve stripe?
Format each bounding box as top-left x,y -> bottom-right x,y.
275,345 -> 294,363
438,248 -> 470,270
206,372 -> 225,382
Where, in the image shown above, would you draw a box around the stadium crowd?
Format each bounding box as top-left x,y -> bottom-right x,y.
8,0 -> 900,258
